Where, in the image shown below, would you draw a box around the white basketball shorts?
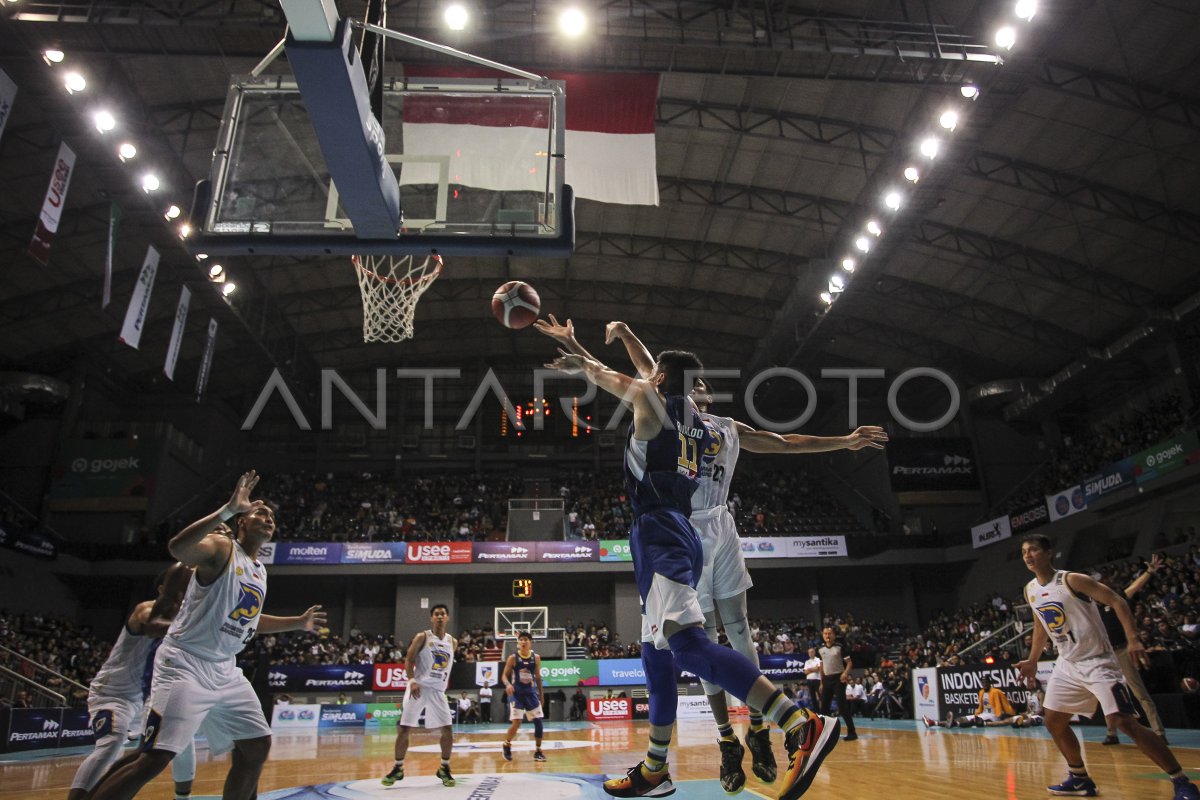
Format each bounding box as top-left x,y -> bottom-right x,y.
401,685 -> 454,728
1044,654 -> 1135,718
692,507 -> 753,614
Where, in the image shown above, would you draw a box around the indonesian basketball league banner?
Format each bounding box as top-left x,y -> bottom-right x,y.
29,142 -> 76,266
118,245 -> 159,349
401,67 -> 659,206
164,286 -> 190,380
0,68 -> 16,145
195,318 -> 218,401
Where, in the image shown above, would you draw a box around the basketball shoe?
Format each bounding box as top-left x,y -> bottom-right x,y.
603,762 -> 676,797
718,738 -> 746,794
534,750 -> 547,762
744,728 -> 777,782
1047,775 -> 1098,797
437,764 -> 456,787
778,714 -> 840,800
502,741 -> 513,761
380,765 -> 403,786
1173,776 -> 1200,800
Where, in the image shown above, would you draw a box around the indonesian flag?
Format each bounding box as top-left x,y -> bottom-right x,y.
400,67 -> 659,206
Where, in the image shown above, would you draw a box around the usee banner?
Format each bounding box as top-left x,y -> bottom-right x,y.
1083,458 -> 1135,504
29,142 -> 76,266
1046,485 -> 1087,522
971,515 -> 1012,549
1133,431 -> 1200,484
267,664 -> 369,692
405,541 -> 472,564
372,663 -> 409,691
587,697 -> 631,721
887,438 -> 979,493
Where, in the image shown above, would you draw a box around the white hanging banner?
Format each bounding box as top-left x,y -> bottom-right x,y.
164,286 -> 191,380
0,67 -> 17,146
103,202 -> 121,309
29,142 -> 76,266
195,318 -> 218,402
118,245 -> 160,349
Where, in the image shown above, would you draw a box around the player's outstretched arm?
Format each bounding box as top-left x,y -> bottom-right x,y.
735,422 -> 888,454
258,605 -> 327,634
1123,553 -> 1162,599
604,321 -> 655,379
169,470 -> 261,571
532,314 -> 602,362
545,351 -> 666,439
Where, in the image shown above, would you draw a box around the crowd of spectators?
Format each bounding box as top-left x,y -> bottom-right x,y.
0,610 -> 103,707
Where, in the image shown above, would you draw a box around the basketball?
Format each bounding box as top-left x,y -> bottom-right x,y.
491,280 -> 541,329
1183,677 -> 1198,694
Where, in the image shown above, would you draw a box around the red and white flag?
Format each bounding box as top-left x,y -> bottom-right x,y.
29,142 -> 76,266
400,68 -> 659,206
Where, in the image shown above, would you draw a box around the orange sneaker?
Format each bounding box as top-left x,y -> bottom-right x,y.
777,714 -> 840,800
603,761 -> 676,797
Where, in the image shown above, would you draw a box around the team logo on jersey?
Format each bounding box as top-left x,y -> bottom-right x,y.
704,427 -> 723,457
229,581 -> 264,625
1036,601 -> 1067,633
432,650 -> 451,671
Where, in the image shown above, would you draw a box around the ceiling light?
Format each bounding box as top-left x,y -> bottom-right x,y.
939,110 -> 958,131
444,3 -> 469,30
866,220 -> 882,236
164,205 -> 181,220
960,85 -> 979,100
830,274 -> 845,291
855,236 -> 870,253
64,71 -> 86,93
142,173 -> 160,192
903,166 -> 920,182
995,26 -> 1017,50
43,49 -> 65,64
196,253 -> 209,261
118,142 -> 136,161
178,223 -> 191,239
94,110 -> 116,133
559,7 -> 587,37
884,191 -> 902,211
819,292 -> 833,305
920,137 -> 940,159
208,264 -> 225,280
841,258 -> 856,272
1015,0 -> 1037,21
221,282 -> 237,297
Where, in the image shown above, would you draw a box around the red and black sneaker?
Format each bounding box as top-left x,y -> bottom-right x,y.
778,714 -> 840,800
603,761 -> 676,798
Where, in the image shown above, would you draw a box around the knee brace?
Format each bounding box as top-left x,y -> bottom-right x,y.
642,642 -> 679,727
533,717 -> 544,739
171,741 -> 196,783
668,626 -> 759,702
701,613 -> 721,696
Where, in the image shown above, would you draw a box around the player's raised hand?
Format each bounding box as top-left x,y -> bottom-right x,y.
845,426 -> 889,450
604,321 -> 630,345
1149,553 -> 1164,573
532,314 -> 574,343
226,470 -> 261,515
545,350 -> 589,375
301,605 -> 327,633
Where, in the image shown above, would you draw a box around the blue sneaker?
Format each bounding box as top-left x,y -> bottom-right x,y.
1174,777 -> 1200,800
1048,775 -> 1098,797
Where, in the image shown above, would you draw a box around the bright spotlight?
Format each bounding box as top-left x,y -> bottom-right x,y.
195,253 -> 209,261
43,49 -> 65,64
855,236 -> 870,253
164,205 -> 181,220
920,137 -> 940,159
830,274 -> 845,291
559,7 -> 587,37
960,84 -> 979,100
1015,0 -> 1037,21
64,71 -> 86,93
118,142 -> 137,161
904,166 -> 920,183
94,110 -> 116,133
444,3 -> 469,30
841,258 -> 856,273
866,220 -> 882,237
819,292 -> 833,305
939,110 -> 958,131
995,26 -> 1017,50
884,191 -> 902,211
142,173 -> 160,192
178,223 -> 191,239
208,264 -> 225,280
221,282 -> 237,297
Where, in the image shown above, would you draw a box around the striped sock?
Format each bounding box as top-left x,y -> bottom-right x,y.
749,711 -> 765,732
441,758 -> 450,769
1068,764 -> 1088,778
762,689 -> 810,735
644,735 -> 671,772
717,721 -> 735,741
394,759 -> 404,771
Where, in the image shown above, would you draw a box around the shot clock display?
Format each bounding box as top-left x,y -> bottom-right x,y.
512,578 -> 534,598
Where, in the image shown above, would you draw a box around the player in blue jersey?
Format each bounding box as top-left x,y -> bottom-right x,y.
544,339 -> 840,800
501,632 -> 547,762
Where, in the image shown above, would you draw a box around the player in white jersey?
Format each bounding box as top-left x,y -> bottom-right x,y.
381,603 -> 458,789
91,471 -> 325,800
1016,534 -> 1199,799
69,563 -> 193,800
535,316 -> 886,792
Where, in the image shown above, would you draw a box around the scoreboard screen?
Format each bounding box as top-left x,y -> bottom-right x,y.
512,578 -> 533,598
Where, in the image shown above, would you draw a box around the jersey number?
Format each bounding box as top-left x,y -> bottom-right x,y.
712,465 -> 726,484
678,433 -> 698,473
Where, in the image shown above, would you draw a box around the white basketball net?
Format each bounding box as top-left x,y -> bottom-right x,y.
352,253 -> 443,342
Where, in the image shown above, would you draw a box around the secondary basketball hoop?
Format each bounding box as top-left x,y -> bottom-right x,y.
351,252 -> 442,342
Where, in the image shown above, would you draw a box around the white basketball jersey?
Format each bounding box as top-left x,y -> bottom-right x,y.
167,541 -> 267,661
90,623 -> 154,700
413,629 -> 454,690
1025,570 -> 1111,662
692,413 -> 741,512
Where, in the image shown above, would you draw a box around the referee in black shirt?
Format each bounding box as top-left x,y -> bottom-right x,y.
1097,556 -> 1167,743
819,626 -> 858,741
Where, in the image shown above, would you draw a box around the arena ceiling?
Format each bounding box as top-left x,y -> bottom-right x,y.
1,1 -> 1198,420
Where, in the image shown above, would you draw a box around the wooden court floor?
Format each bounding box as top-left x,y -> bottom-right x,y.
4,718 -> 1199,799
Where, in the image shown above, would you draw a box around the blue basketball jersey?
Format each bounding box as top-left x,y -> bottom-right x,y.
513,652 -> 539,694
624,394 -> 715,516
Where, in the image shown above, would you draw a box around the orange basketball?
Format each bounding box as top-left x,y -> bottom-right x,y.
491,280 -> 541,329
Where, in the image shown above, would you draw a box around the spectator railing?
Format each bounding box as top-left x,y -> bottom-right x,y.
0,664 -> 67,709
0,645 -> 89,707
954,619 -> 1023,662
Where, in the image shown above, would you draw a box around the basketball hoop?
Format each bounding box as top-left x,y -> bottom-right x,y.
352,253 -> 443,342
